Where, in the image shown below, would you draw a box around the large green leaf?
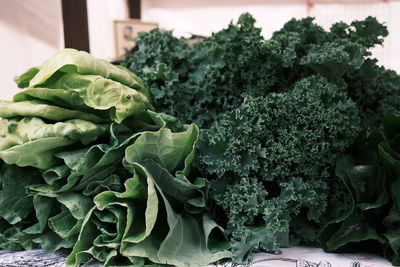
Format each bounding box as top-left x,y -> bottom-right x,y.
0,100 -> 105,123
321,114 -> 400,265
13,88 -> 87,111
124,123 -> 199,175
0,117 -> 106,169
67,125 -> 230,267
320,156 -> 388,251
28,123 -> 138,194
50,73 -> 153,123
17,49 -> 146,93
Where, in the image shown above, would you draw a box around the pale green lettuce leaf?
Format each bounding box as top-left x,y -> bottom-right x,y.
124,123 -> 199,174
51,73 -> 153,123
66,124 -> 230,267
14,66 -> 39,88
17,48 -> 145,92
0,117 -> 106,169
0,100 -> 105,123
13,88 -> 106,116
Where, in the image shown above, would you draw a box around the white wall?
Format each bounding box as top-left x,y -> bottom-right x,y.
0,0 -> 64,100
87,0 -> 129,61
142,0 -> 400,72
142,0 -> 307,38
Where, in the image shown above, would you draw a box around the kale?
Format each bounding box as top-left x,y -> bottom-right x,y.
122,14 -> 398,129
344,59 -> 400,128
199,76 -> 361,261
122,13 -> 287,127
186,13 -> 285,126
120,14 -> 400,263
121,29 -> 191,117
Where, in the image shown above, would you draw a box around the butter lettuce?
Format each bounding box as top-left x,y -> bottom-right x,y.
0,117 -> 106,169
0,100 -> 105,123
16,49 -> 146,92
66,124 -> 231,267
15,49 -> 153,123
2,47 -> 230,267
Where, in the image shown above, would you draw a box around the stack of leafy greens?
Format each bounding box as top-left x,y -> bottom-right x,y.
0,49 -> 230,266
1,13 -> 400,267
320,113 -> 400,265
121,14 -> 400,265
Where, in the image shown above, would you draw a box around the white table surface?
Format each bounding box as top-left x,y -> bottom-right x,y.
0,247 -> 394,267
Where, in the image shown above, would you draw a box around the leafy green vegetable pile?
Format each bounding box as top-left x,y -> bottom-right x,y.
1,13 -> 400,267
320,113 -> 400,264
121,13 -> 400,265
0,49 -> 230,266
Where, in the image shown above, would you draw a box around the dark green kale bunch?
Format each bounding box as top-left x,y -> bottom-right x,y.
122,13 -> 290,127
199,76 -> 361,262
120,14 -> 400,264
294,17 -> 400,127
344,59 -> 400,128
122,14 -> 399,130
185,13 -> 287,126
120,29 -> 191,117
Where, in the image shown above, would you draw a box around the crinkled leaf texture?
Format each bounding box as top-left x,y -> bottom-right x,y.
15,49 -> 153,123
0,164 -> 92,253
0,117 -> 106,169
67,124 -> 231,267
199,75 -> 360,262
320,113 -> 400,266
16,49 -> 145,92
28,122 -> 137,195
0,100 -> 105,123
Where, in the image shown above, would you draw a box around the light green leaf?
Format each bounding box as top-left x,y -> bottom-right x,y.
0,117 -> 106,169
14,66 -> 39,88
124,123 -> 199,174
20,48 -> 145,91
0,100 -> 105,123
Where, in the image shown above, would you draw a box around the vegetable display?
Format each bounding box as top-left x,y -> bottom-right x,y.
199,75 -> 361,261
121,13 -> 400,265
121,14 -> 400,129
0,49 -> 230,266
0,13 -> 399,267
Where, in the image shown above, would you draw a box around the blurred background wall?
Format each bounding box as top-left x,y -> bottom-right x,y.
1,0 -> 399,100
0,0 -> 63,100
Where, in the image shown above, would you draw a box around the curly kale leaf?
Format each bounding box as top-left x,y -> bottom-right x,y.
201,75 -> 360,180
200,76 -> 361,261
272,17 -> 327,53
330,16 -> 388,50
344,59 -> 400,128
186,13 -> 284,126
121,29 -> 191,116
301,39 -> 364,81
